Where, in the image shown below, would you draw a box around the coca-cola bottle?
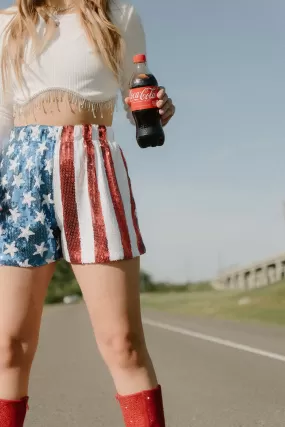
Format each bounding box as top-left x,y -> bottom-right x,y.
129,54 -> 165,148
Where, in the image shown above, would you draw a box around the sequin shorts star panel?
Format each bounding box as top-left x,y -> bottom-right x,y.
0,124 -> 146,267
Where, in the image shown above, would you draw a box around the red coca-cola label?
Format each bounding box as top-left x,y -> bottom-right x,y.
129,86 -> 158,111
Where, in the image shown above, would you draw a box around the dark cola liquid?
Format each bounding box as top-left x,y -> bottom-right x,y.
131,74 -> 165,148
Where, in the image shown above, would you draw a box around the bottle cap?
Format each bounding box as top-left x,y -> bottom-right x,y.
133,54 -> 146,64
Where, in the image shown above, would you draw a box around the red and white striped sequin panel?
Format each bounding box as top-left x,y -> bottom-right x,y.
53,124 -> 145,264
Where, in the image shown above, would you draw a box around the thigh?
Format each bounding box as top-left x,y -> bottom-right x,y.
0,264 -> 55,344
72,257 -> 144,343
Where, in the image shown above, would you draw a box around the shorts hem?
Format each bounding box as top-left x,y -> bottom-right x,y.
0,257 -> 62,268
67,249 -> 146,265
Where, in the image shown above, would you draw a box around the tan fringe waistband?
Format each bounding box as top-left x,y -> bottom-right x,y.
13,89 -> 118,119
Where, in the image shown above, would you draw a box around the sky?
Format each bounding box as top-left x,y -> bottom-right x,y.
3,0 -> 285,283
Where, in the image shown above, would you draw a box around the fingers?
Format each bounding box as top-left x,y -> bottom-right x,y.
158,87 -> 175,126
157,86 -> 166,99
161,103 -> 175,126
157,95 -> 168,111
159,97 -> 172,115
161,115 -> 172,126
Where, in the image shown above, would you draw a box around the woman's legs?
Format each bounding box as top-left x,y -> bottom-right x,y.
0,264 -> 55,426
72,257 -> 165,426
72,257 -> 156,394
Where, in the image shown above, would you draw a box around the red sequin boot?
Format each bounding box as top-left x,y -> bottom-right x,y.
0,397 -> 29,427
116,385 -> 166,427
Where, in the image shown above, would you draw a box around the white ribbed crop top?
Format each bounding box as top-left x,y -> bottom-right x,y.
0,1 -> 146,147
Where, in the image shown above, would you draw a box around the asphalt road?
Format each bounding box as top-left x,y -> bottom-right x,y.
26,303 -> 285,427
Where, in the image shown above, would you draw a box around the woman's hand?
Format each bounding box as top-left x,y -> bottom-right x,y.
125,86 -> 175,126
155,87 -> 175,126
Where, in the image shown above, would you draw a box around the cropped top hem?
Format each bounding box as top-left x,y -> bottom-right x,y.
13,89 -> 118,119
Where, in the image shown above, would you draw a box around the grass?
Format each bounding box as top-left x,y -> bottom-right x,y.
140,280 -> 285,325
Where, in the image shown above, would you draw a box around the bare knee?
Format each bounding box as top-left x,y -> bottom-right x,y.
98,329 -> 148,371
0,336 -> 37,372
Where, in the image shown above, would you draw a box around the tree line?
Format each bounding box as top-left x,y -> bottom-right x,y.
46,260 -> 211,304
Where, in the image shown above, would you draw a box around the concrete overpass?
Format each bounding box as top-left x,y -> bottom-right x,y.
212,253 -> 285,290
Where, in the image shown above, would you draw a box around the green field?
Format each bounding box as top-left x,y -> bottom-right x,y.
141,280 -> 285,325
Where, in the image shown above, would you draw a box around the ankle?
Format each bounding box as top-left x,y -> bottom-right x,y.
112,356 -> 158,396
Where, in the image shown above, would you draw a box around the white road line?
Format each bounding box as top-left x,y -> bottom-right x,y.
143,318 -> 285,363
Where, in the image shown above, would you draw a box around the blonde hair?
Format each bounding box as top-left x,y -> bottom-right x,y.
1,0 -> 123,89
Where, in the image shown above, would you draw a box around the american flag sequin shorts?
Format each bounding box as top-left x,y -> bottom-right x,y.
0,124 -> 146,267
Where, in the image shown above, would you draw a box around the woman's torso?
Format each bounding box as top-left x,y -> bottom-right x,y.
3,3 -> 130,127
